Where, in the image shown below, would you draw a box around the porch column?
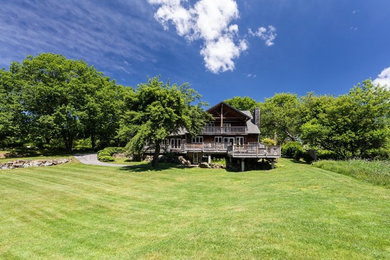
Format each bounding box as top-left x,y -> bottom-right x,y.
208,155 -> 211,164
241,158 -> 245,172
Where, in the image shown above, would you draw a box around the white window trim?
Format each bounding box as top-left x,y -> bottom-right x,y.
192,136 -> 203,144
236,136 -> 244,146
214,136 -> 222,143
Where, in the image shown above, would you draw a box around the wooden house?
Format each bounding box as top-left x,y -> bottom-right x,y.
154,102 -> 280,170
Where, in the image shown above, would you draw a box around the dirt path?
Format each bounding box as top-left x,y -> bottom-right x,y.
74,153 -> 128,167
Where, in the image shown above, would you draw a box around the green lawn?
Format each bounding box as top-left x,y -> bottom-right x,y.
0,159 -> 389,259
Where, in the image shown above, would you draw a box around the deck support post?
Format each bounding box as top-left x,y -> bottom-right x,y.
241,158 -> 245,172
208,155 -> 211,164
271,159 -> 275,169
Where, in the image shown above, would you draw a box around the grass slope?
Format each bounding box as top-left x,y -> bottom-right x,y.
313,160 -> 390,187
0,159 -> 389,259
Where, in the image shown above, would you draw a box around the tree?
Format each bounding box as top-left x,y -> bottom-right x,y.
224,96 -> 258,111
121,77 -> 210,167
301,80 -> 390,159
9,53 -> 124,152
0,69 -> 28,147
259,93 -> 300,144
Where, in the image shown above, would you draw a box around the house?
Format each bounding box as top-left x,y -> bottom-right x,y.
153,102 -> 281,171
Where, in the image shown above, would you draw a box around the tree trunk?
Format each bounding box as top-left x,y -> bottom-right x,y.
63,135 -> 73,154
152,142 -> 161,168
91,135 -> 96,150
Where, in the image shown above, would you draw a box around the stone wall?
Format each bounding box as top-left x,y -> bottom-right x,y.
0,158 -> 71,170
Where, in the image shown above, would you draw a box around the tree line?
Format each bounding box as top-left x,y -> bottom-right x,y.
1,53 -> 389,160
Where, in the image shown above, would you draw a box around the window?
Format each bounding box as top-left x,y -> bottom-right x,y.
236,136 -> 244,146
192,136 -> 203,143
214,136 -> 222,143
170,139 -> 181,148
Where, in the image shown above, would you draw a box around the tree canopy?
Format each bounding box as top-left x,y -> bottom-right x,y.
120,77 -> 210,166
224,96 -> 258,111
0,53 -> 126,152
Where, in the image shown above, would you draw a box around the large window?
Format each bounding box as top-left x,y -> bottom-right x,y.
192,136 -> 203,143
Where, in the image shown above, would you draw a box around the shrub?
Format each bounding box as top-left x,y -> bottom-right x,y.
262,138 -> 277,146
317,150 -> 339,160
99,155 -> 115,162
97,147 -> 125,162
282,141 -> 303,158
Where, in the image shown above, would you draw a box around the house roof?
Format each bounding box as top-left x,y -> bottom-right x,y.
246,120 -> 260,134
241,110 -> 253,119
169,102 -> 259,136
207,102 -> 252,120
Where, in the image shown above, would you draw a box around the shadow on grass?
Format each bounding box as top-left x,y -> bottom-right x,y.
119,162 -> 185,172
287,158 -> 312,165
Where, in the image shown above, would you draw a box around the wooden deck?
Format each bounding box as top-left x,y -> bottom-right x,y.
147,143 -> 281,159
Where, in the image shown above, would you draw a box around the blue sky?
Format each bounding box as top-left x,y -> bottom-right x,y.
1,0 -> 389,105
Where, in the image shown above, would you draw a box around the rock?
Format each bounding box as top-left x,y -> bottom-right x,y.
210,163 -> 226,169
199,162 -> 210,168
178,156 -> 191,166
0,158 -> 71,170
144,155 -> 153,162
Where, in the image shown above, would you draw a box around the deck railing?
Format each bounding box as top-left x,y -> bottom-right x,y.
202,126 -> 247,134
147,143 -> 281,158
228,144 -> 281,158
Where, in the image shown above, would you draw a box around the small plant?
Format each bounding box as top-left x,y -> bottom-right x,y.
211,157 -> 226,165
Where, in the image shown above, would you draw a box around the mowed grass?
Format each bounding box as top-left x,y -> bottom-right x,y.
0,159 -> 389,259
313,159 -> 390,187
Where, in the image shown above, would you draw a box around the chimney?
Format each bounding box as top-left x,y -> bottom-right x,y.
253,107 -> 260,130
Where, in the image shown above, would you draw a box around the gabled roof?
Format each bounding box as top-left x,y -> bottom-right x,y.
206,102 -> 252,120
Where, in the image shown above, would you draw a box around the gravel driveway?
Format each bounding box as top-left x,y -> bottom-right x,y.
74,153 -> 128,167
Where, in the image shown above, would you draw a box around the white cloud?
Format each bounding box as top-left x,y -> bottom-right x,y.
148,0 -> 250,73
373,67 -> 390,90
248,25 -> 277,46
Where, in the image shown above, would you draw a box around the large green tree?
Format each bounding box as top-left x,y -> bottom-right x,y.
259,93 -> 301,144
121,77 -> 210,167
301,80 -> 390,158
7,53 -> 124,152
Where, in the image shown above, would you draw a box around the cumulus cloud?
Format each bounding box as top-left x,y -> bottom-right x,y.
248,25 -> 277,46
373,67 -> 390,90
148,0 -> 250,73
